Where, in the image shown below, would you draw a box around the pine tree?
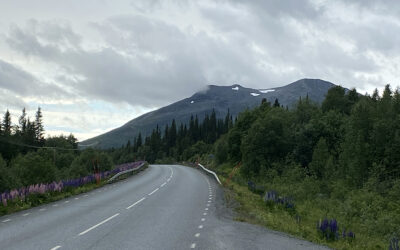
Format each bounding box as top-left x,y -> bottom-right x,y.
2,110 -> 11,136
169,119 -> 177,148
34,107 -> 44,143
18,108 -> 27,135
273,98 -> 280,107
136,133 -> 142,148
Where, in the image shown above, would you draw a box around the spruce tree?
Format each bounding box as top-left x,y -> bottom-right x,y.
2,110 -> 11,136
35,107 -> 44,143
273,98 -> 280,107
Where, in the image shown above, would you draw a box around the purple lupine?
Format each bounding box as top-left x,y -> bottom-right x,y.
0,161 -> 144,207
389,238 -> 399,250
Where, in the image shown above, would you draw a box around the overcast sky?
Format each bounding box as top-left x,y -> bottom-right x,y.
0,0 -> 399,141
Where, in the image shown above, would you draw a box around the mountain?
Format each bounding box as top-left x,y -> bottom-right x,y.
80,78 -> 336,149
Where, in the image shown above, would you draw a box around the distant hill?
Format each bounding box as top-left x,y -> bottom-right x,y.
80,78 -> 337,149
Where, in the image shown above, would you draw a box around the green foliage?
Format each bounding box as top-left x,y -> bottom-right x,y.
308,138 -> 330,178
214,135 -> 228,164
69,148 -> 112,178
11,151 -> 56,186
211,84 -> 400,249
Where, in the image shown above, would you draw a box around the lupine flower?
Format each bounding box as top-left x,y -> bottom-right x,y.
263,190 -> 295,209
389,237 -> 399,250
0,161 -> 144,207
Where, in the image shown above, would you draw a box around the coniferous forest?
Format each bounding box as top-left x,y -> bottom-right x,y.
1,84 -> 400,248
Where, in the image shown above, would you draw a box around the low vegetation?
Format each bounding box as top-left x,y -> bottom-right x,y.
1,84 -> 399,249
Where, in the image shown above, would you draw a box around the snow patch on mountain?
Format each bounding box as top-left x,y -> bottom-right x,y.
259,89 -> 275,93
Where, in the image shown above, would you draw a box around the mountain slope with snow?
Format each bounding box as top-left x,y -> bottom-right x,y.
80,79 -> 337,148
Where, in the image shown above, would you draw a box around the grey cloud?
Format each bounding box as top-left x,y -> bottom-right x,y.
0,59 -> 73,100
4,0 -> 400,110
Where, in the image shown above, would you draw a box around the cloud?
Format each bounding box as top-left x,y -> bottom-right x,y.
1,0 -> 400,139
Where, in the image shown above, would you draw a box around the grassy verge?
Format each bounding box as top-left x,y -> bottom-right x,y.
211,163 -> 386,250
0,163 -> 148,217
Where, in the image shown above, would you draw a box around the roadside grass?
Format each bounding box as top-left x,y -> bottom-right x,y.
211,163 -> 386,250
0,163 -> 148,217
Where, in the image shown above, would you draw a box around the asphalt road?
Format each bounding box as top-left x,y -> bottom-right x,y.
0,165 -> 329,250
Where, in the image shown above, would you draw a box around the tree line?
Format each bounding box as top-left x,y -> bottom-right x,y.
109,109 -> 234,164
0,108 -> 112,192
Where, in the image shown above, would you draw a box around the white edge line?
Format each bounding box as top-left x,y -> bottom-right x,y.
78,213 -> 120,236
2,219 -> 11,222
148,188 -> 159,196
126,197 -> 146,209
160,182 -> 166,187
50,246 -> 62,250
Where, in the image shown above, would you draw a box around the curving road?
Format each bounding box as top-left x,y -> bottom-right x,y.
0,165 -> 329,250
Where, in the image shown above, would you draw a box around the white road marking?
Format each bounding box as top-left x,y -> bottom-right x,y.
207,204 -> 210,207
195,233 -> 200,237
148,188 -> 159,196
201,218 -> 205,221
78,213 -> 120,236
198,225 -> 203,229
22,213 -> 30,216
39,208 -> 46,211
64,200 -> 70,203
190,243 -> 196,248
203,212 -> 207,216
2,219 -> 11,223
50,246 -> 62,250
53,204 -> 58,207
205,208 -> 209,211
208,200 -> 211,203
126,197 -> 146,209
75,197 -> 79,200
160,182 -> 166,187
84,194 -> 89,197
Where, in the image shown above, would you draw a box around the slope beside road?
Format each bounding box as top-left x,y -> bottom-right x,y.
0,165 -> 329,250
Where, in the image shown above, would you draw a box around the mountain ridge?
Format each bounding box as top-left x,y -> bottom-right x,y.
81,78 -> 338,149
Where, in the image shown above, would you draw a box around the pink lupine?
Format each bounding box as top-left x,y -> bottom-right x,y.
38,184 -> 46,194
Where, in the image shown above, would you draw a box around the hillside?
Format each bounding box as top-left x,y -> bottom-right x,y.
80,78 -> 336,148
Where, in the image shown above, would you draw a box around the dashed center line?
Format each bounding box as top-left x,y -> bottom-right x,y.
50,245 -> 62,250
78,213 -> 120,236
126,197 -> 146,210
190,243 -> 196,248
198,225 -> 203,229
2,219 -> 11,223
148,188 -> 159,196
205,208 -> 209,211
203,212 -> 207,216
195,233 -> 200,237
201,218 -> 205,221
